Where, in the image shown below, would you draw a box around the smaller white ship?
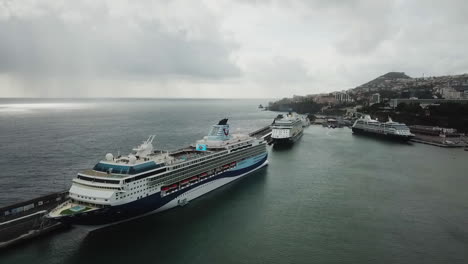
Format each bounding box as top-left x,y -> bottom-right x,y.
271,112 -> 304,145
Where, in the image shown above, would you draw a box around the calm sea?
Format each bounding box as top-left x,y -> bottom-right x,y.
1,99 -> 467,264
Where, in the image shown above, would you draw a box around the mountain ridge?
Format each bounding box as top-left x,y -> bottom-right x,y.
354,72 -> 412,91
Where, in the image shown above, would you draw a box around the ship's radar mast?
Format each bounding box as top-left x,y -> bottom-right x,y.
132,135 -> 155,157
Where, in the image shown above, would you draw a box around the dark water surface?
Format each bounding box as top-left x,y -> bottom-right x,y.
1,99 -> 467,264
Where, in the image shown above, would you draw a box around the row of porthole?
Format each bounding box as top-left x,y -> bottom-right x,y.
167,151 -> 229,175
76,195 -> 98,201
162,176 -> 217,197
178,180 -> 216,197
160,156 -> 243,185
172,151 -> 227,170
116,186 -> 156,200
148,148 -> 259,184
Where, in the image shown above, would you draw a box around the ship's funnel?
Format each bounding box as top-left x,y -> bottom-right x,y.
218,118 -> 228,125
206,118 -> 232,141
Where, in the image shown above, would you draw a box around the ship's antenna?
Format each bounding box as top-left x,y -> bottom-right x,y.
146,135 -> 156,144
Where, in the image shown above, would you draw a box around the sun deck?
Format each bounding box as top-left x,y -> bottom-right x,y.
48,201 -> 97,217
169,148 -> 214,161
77,127 -> 252,179
80,169 -> 113,177
78,147 -> 218,178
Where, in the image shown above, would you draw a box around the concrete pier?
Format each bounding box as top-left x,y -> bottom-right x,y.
0,191 -> 69,249
249,125 -> 272,144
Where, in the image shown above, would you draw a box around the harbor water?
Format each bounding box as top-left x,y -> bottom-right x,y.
1,99 -> 467,263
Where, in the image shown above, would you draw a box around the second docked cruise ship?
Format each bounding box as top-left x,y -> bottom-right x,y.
270,112 -> 304,145
48,119 -> 268,226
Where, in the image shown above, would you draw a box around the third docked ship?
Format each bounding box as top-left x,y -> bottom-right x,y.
352,115 -> 414,141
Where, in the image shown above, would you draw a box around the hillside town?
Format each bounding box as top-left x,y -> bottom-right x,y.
282,72 -> 468,106
267,72 -> 468,138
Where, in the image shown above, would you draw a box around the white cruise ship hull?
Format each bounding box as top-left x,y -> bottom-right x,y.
155,158 -> 268,213
352,127 -> 414,141
52,153 -> 268,227
272,130 -> 303,146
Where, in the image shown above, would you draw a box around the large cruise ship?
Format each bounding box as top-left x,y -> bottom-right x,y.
270,112 -> 304,145
352,115 -> 414,141
48,119 -> 268,226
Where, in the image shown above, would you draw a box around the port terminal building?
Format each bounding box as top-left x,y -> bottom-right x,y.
389,99 -> 468,108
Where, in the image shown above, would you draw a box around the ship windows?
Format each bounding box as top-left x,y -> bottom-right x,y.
124,168 -> 167,183
129,162 -> 161,174
93,163 -> 131,174
77,175 -> 120,185
93,162 -> 162,176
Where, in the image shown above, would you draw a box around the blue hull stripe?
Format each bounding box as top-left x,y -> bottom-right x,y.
59,153 -> 268,225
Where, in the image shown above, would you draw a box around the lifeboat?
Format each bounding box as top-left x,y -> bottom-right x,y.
189,176 -> 198,182
180,179 -> 190,186
161,184 -> 178,192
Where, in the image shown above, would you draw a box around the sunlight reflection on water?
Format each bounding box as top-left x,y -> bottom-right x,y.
0,103 -> 93,113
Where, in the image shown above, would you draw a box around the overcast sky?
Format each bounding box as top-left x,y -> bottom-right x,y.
0,0 -> 467,98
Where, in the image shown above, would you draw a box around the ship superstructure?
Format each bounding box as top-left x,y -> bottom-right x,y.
48,119 -> 268,226
270,112 -> 304,145
352,115 -> 414,141
300,115 -> 310,127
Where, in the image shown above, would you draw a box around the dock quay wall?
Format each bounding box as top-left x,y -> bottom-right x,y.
0,191 -> 69,249
249,125 -> 273,144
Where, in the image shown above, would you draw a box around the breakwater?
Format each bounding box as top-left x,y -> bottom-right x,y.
0,191 -> 69,249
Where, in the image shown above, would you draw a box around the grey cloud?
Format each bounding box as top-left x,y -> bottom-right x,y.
308,0 -> 398,55
248,0 -> 468,73
0,7 -> 240,80
1,0 -> 468,98
248,57 -> 313,84
235,0 -> 398,55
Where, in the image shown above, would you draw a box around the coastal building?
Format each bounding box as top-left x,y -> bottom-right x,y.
370,93 -> 380,105
334,92 -> 353,103
441,87 -> 462,99
314,95 -> 337,105
389,98 -> 468,108
409,125 -> 461,137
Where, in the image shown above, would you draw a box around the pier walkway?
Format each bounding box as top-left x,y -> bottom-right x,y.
249,125 -> 272,144
0,191 -> 69,249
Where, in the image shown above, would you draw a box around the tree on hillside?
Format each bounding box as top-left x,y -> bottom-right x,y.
396,102 -> 423,114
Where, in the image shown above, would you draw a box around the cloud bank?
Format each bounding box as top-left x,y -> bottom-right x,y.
0,0 -> 468,98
